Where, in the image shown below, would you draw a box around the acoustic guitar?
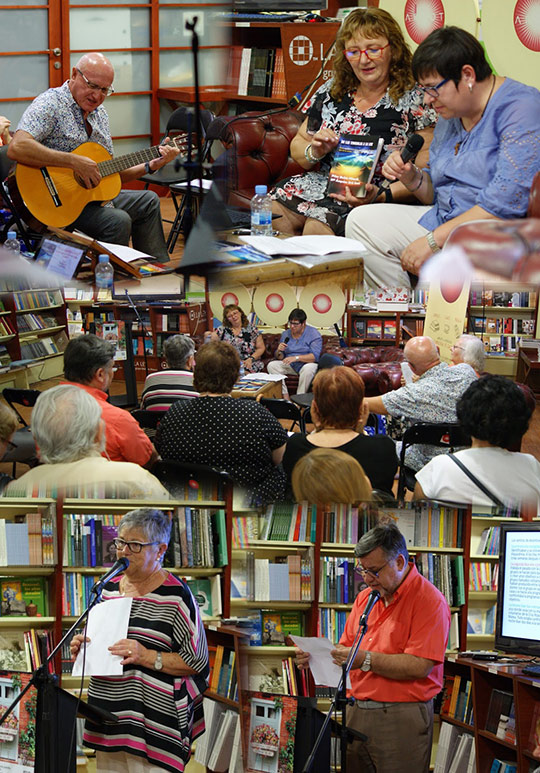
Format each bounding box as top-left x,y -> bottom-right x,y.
9,135 -> 193,229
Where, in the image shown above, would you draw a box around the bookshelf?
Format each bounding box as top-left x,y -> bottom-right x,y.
439,655 -> 540,773
346,306 -> 425,346
79,300 -> 208,382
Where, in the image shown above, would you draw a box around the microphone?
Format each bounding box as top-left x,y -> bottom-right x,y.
333,323 -> 346,348
91,557 -> 129,593
378,133 -> 425,192
359,589 -> 381,624
284,336 -> 290,344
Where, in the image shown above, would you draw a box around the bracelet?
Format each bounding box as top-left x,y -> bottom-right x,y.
145,160 -> 156,175
407,165 -> 423,192
304,143 -> 322,164
426,231 -> 441,253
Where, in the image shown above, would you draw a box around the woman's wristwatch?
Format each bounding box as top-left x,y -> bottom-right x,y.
154,651 -> 163,670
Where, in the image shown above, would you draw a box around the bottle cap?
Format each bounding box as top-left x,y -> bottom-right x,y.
7,231 -> 16,239
98,254 -> 110,263
255,185 -> 268,195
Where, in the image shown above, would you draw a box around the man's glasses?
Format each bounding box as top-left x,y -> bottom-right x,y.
356,560 -> 388,579
289,321 -> 304,327
77,68 -> 115,97
416,77 -> 450,98
113,538 -> 159,553
344,43 -> 390,61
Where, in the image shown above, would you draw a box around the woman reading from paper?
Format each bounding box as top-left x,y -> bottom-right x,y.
271,7 -> 435,236
70,508 -> 209,773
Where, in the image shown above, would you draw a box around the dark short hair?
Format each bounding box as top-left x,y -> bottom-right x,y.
457,374 -> 532,449
222,304 -> 248,327
355,522 -> 409,562
288,308 -> 307,324
64,334 -> 115,384
313,366 -> 365,429
193,341 -> 240,394
412,26 -> 492,85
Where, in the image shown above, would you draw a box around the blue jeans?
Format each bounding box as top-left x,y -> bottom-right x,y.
70,189 -> 169,261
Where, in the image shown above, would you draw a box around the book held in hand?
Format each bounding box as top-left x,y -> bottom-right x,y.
327,134 -> 384,198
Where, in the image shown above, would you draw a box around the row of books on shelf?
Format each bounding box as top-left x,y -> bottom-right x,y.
490,761 -> 517,773
231,552 -> 313,602
194,698 -> 242,773
319,556 -> 364,605
390,503 -> 465,550
469,289 -> 537,307
0,628 -> 54,674
433,724 -> 475,773
209,644 -> 238,701
153,311 -> 190,333
0,513 -> 55,566
229,46 -> 286,100
351,318 -> 398,340
441,674 -> 474,725
0,315 -> 15,337
16,312 -> 60,333
0,576 -> 48,617
470,316 -> 535,335
20,332 -> 67,360
12,290 -> 62,311
260,502 -> 317,543
467,604 -> 496,635
220,610 -> 304,647
469,561 -> 499,591
485,688 -> 516,741
413,552 -> 465,608
321,505 -> 379,545
482,335 -> 524,354
476,526 -> 500,556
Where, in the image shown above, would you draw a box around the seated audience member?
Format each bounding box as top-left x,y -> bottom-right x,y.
267,309 -> 323,395
210,304 -> 265,373
292,448 -> 372,504
3,386 -> 169,499
63,334 -> 158,468
364,336 -> 477,470
0,115 -> 11,145
345,26 -> 540,290
140,334 -> 198,411
283,367 -> 397,494
156,341 -> 288,505
451,334 -> 485,374
0,403 -> 19,492
415,374 -> 540,511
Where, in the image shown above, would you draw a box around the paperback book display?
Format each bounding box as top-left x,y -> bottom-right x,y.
326,135 -> 384,198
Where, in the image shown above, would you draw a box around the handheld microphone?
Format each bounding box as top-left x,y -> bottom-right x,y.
333,323 -> 346,348
359,589 -> 381,624
91,557 -> 129,594
284,336 -> 290,344
378,133 -> 425,193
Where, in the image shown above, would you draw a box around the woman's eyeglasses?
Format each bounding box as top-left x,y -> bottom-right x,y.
344,43 -> 390,61
416,78 -> 450,98
113,538 -> 159,553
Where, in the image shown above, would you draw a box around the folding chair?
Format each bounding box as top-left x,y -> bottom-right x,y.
0,146 -> 40,251
397,422 -> 471,500
258,397 -> 305,433
1,388 -> 41,475
152,459 -> 231,499
130,408 -> 165,442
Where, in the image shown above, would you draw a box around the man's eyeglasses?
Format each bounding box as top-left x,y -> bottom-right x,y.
289,321 -> 304,327
344,43 -> 390,61
416,78 -> 450,98
77,68 -> 115,97
113,538 -> 159,553
356,560 -> 388,579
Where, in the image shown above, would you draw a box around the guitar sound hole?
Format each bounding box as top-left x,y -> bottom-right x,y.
74,173 -> 99,190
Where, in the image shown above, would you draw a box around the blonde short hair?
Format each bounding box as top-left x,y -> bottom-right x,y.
292,447 -> 372,505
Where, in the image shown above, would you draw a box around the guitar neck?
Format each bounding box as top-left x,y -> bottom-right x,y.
97,136 -> 188,178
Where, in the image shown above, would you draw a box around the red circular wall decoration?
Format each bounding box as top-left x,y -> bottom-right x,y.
265,293 -> 285,313
514,0 -> 540,51
220,292 -> 239,307
312,293 -> 332,314
404,0 -> 445,44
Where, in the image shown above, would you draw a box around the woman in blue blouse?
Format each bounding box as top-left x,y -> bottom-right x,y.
346,25 -> 540,290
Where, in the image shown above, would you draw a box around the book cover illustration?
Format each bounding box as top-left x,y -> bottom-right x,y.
327,135 -> 384,198
242,692 -> 297,773
0,671 -> 36,770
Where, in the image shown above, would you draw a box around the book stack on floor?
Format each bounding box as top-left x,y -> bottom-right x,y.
194,697 -> 242,773
433,723 -> 475,773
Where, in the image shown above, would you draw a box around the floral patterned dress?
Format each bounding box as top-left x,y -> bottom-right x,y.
271,79 -> 436,234
214,323 -> 265,372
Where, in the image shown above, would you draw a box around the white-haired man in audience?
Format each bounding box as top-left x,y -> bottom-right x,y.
3,385 -> 169,499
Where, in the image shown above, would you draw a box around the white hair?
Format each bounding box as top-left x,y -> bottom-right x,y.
458,334 -> 485,372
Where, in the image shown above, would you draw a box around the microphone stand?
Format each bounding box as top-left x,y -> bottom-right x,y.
302,593 -> 379,773
124,288 -> 149,377
0,580 -> 115,772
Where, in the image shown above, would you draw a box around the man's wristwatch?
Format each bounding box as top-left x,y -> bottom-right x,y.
295,355 -> 299,361
154,651 -> 163,671
361,651 -> 372,672
426,231 -> 441,253
145,160 -> 156,175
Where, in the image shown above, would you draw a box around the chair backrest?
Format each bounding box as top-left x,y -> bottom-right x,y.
165,107 -> 215,164
208,109 -> 304,209
397,421 -> 471,500
152,459 -> 231,499
130,408 -> 165,440
2,388 -> 41,426
258,397 -> 303,432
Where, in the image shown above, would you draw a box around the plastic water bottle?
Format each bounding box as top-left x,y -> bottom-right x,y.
95,254 -> 114,292
250,185 -> 272,236
3,230 -> 21,254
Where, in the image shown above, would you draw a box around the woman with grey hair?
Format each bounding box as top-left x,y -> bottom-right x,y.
140,334 -> 198,411
70,508 -> 209,773
450,334 -> 485,374
3,385 -> 169,499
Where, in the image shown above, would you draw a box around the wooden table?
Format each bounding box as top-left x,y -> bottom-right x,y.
516,343 -> 540,398
231,379 -> 282,400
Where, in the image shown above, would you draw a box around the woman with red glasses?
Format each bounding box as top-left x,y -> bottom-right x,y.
271,7 -> 435,237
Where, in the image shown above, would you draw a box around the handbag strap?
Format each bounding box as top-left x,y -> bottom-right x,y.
448,454 -> 505,507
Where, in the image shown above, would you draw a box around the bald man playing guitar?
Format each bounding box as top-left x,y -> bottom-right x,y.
8,52 -> 179,260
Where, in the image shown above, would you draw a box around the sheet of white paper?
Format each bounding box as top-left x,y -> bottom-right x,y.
290,635 -> 350,688
72,597 -> 133,677
240,235 -> 366,257
237,373 -> 284,383
96,241 -> 154,263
